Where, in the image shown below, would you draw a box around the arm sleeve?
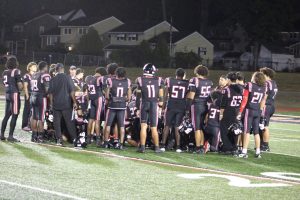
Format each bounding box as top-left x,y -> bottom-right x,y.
239,89 -> 249,113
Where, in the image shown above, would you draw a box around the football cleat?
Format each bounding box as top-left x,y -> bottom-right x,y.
137,146 -> 145,153
261,145 -> 270,152
0,136 -> 6,141
7,137 -> 20,143
195,148 -> 205,154
56,138 -> 63,146
176,148 -> 182,153
160,147 -> 166,152
154,147 -> 163,153
238,153 -> 248,158
255,153 -> 262,158
204,141 -> 210,154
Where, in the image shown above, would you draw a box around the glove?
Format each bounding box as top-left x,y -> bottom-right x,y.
236,113 -> 242,121
259,117 -> 266,130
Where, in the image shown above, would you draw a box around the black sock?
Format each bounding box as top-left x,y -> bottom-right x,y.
140,145 -> 145,149
200,145 -> 204,149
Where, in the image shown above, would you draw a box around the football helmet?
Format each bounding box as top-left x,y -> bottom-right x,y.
259,116 -> 267,130
228,121 -> 243,135
143,63 -> 157,76
178,116 -> 194,134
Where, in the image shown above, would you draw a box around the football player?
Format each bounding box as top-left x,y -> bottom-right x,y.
22,62 -> 37,131
103,67 -> 132,149
237,72 -> 266,158
136,63 -> 164,153
204,91 -> 222,153
86,67 -> 107,146
219,72 -> 244,155
160,68 -> 189,153
73,68 -> 85,89
30,61 -> 51,142
186,65 -> 213,154
215,75 -> 228,91
260,67 -> 278,151
1,57 -> 23,142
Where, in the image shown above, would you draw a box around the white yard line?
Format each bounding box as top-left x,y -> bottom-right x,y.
0,180 -> 87,200
32,142 -> 300,186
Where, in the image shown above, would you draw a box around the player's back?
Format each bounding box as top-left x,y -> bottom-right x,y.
2,69 -> 21,94
265,80 -> 278,105
222,84 -> 244,116
246,82 -> 266,110
136,76 -> 163,102
189,77 -> 213,104
165,77 -> 189,110
107,77 -> 130,109
31,72 -> 51,96
87,75 -> 103,100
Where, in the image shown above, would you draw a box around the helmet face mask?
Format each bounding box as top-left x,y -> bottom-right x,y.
143,63 -> 157,76
178,116 -> 194,135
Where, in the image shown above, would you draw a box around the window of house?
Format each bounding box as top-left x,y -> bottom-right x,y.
198,47 -> 207,56
64,28 -> 71,34
13,25 -> 23,33
39,26 -> 45,34
117,34 -> 126,41
128,33 -> 138,41
78,28 -> 87,35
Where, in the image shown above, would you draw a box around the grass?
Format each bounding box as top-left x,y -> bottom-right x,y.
0,100 -> 300,199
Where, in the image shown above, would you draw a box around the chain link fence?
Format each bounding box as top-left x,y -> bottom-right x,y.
16,51 -> 105,67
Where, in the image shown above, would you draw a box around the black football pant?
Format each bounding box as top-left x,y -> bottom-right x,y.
22,97 -> 31,128
1,95 -> 20,138
220,119 -> 237,152
53,109 -> 76,141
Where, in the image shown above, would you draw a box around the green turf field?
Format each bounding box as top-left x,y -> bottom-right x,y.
0,100 -> 300,199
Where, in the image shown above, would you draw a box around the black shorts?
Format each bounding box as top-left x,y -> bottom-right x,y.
105,109 -> 126,127
264,104 -> 275,126
140,101 -> 159,127
164,108 -> 185,127
243,108 -> 260,134
191,104 -> 207,131
89,97 -> 103,121
5,93 -> 21,115
30,95 -> 47,122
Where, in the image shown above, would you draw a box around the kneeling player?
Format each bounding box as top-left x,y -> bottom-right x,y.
237,72 -> 266,158
204,91 -> 222,153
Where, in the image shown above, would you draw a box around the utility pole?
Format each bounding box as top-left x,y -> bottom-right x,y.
161,0 -> 167,21
169,16 -> 173,57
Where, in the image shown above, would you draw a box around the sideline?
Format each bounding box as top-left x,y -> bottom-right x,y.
0,179 -> 87,200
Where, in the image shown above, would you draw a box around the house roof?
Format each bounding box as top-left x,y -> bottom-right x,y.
103,44 -> 137,51
59,16 -> 108,26
148,32 -> 192,44
40,27 -> 60,36
109,20 -> 171,33
222,52 -> 243,58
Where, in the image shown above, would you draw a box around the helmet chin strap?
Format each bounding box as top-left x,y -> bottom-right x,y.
143,73 -> 154,76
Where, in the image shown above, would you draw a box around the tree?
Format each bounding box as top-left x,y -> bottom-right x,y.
76,27 -> 103,55
175,52 -> 202,68
132,40 -> 153,67
153,37 -> 170,68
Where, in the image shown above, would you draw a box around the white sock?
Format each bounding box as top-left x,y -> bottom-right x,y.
256,148 -> 260,154
242,148 -> 247,154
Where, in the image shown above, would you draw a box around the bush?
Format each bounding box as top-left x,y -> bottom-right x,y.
175,52 -> 202,68
76,27 -> 103,56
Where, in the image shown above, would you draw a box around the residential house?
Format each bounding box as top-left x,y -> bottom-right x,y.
57,16 -> 124,49
258,44 -> 295,71
222,52 -> 242,70
6,9 -> 86,54
104,21 -> 178,59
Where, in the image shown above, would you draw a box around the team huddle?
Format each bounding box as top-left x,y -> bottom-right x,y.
1,57 -> 278,158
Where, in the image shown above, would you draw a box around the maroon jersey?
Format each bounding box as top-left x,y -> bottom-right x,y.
87,75 -> 103,100
73,78 -> 84,89
265,80 -> 278,106
31,72 -> 51,97
136,76 -> 164,102
207,104 -> 221,127
107,77 -> 131,109
188,77 -> 213,104
221,84 -> 244,117
2,69 -> 22,93
245,82 -> 266,110
165,77 -> 189,110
